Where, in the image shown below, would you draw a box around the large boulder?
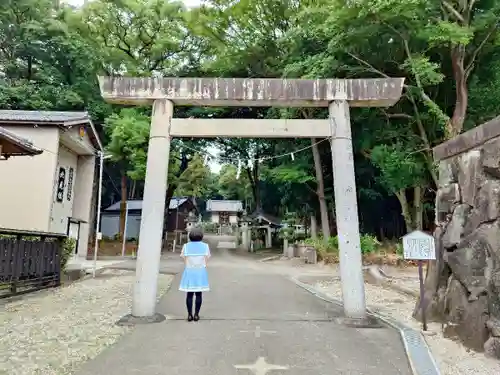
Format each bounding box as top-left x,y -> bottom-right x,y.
457,150 -> 484,206
489,268 -> 500,321
438,159 -> 459,187
441,204 -> 470,249
443,277 -> 490,352
484,336 -> 500,358
482,138 -> 500,179
448,223 -> 500,296
474,180 -> 500,223
436,184 -> 461,223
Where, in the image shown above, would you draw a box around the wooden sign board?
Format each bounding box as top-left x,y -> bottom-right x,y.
402,230 -> 436,260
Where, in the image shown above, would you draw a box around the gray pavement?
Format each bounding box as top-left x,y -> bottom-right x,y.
76,246 -> 412,375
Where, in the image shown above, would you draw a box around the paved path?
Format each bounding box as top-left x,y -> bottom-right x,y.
76,246 -> 412,375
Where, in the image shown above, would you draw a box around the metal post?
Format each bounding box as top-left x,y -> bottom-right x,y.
418,260 -> 428,331
173,197 -> 179,252
121,201 -> 128,257
329,100 -> 366,319
92,151 -> 104,278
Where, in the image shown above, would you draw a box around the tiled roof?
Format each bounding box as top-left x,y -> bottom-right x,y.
206,200 -> 243,212
0,126 -> 43,157
104,198 -> 190,212
251,211 -> 282,225
0,110 -> 89,124
0,110 -> 103,151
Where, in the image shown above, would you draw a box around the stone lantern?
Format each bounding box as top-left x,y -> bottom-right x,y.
238,209 -> 253,251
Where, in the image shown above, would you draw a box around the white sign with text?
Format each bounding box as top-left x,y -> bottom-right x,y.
402,230 -> 436,260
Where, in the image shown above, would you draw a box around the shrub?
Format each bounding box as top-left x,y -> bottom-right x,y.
304,236 -> 339,263
61,237 -> 76,270
359,234 -> 381,254
395,242 -> 404,256
202,222 -> 218,233
304,233 -> 381,262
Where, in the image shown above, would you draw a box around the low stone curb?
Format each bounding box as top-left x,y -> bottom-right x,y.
383,281 -> 419,298
85,256 -> 137,261
290,277 -> 441,375
259,255 -> 281,262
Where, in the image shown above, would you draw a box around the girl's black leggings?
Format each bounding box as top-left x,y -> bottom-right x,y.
186,292 -> 202,316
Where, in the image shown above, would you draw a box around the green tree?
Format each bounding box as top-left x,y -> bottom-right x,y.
217,164 -> 253,204
370,143 -> 426,231
175,154 -> 211,198
104,108 -> 182,238
75,0 -> 192,76
0,0 -> 106,117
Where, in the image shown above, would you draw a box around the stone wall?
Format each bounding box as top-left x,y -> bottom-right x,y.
433,115 -> 500,358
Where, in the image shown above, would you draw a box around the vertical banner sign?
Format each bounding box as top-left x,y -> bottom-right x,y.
67,167 -> 74,201
402,230 -> 436,331
56,167 -> 66,203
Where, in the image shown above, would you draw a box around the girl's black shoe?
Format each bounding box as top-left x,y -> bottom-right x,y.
188,314 -> 193,322
193,314 -> 199,322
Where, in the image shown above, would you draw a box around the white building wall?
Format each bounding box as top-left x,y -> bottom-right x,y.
0,126 -> 59,232
101,214 -> 142,240
72,155 -> 95,257
211,212 -> 219,223
49,145 -> 78,234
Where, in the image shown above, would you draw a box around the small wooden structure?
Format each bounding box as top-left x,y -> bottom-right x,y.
250,211 -> 282,248
0,228 -> 65,298
100,197 -> 197,239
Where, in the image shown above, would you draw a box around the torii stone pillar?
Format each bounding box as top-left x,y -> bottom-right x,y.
98,76 -> 404,322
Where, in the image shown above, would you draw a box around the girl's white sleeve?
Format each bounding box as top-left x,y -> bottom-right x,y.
180,244 -> 186,257
206,244 -> 211,258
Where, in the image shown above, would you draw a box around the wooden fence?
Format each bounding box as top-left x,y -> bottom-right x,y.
0,229 -> 65,298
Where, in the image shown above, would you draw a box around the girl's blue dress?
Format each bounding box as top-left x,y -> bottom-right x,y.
179,241 -> 211,292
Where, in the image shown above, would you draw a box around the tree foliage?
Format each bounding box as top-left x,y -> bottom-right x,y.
1,0 -> 499,241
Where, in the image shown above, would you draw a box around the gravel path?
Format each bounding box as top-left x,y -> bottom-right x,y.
0,270 -> 173,375
315,278 -> 500,375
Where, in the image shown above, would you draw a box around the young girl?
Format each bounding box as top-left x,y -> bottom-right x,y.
179,227 -> 211,322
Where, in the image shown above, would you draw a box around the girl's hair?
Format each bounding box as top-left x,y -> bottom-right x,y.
188,227 -> 204,242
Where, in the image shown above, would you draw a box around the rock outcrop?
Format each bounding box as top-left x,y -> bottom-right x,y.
431,118 -> 500,358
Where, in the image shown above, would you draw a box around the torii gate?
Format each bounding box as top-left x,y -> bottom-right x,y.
98,76 -> 404,323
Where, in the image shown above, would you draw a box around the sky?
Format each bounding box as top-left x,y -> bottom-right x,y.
65,0 -> 222,173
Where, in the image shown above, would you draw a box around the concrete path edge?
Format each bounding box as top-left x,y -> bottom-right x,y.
290,277 -> 442,375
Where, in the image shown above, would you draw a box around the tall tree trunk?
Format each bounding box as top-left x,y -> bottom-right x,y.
129,180 -> 136,199
310,215 -> 318,239
448,45 -> 468,137
245,160 -> 260,211
253,160 -> 260,209
119,172 -> 127,240
27,55 -> 33,81
311,138 -> 330,241
163,154 -> 190,236
395,189 -> 413,232
413,185 -> 423,230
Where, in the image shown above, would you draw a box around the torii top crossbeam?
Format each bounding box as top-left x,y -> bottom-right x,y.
98,77 -> 404,107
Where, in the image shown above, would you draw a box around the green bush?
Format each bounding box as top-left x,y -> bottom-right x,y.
395,242 -> 404,256
304,233 -> 381,262
359,234 -> 381,254
61,237 -> 76,270
202,222 -> 218,233
304,236 -> 339,263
